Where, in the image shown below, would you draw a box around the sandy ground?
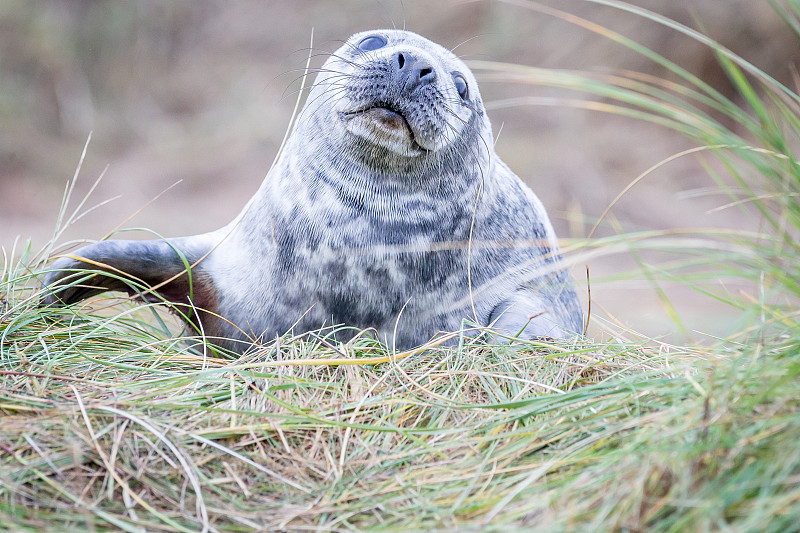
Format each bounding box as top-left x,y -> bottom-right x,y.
2,0 -> 796,342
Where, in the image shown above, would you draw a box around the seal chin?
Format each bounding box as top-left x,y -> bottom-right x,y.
339,106 -> 429,155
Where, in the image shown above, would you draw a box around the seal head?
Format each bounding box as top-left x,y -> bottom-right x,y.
335,32 -> 477,155
42,29 -> 583,353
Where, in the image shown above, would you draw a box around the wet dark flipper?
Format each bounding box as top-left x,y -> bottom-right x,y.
41,237 -> 217,316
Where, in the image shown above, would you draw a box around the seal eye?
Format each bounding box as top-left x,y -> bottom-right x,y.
453,73 -> 469,100
357,35 -> 387,52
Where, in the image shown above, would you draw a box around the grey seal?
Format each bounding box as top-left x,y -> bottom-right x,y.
42,29 -> 583,354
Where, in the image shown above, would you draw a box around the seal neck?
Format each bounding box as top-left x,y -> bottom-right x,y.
234,119 -> 494,238
309,135 -> 490,204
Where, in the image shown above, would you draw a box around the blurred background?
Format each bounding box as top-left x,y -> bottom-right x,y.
1,0 -> 797,341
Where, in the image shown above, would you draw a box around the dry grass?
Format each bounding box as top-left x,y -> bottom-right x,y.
3,276 -> 800,531
0,286 -> 693,531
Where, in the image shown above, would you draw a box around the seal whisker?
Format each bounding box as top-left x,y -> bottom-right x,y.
449,34 -> 484,54
295,84 -> 352,122
292,47 -> 364,68
280,74 -> 353,103
280,81 -> 351,107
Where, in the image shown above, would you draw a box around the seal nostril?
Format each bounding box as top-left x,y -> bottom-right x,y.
393,51 -> 437,90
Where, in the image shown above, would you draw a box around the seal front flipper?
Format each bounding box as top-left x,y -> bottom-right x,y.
41,236 -> 217,315
488,289 -> 583,342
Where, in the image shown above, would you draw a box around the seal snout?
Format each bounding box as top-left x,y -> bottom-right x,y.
393,51 -> 437,93
337,46 -> 447,154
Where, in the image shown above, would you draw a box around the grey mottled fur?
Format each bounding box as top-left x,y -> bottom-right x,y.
43,30 -> 583,353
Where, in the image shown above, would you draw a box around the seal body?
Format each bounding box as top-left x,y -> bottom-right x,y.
43,30 -> 583,353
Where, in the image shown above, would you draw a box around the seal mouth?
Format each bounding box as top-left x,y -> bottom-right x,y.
340,104 -> 423,150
